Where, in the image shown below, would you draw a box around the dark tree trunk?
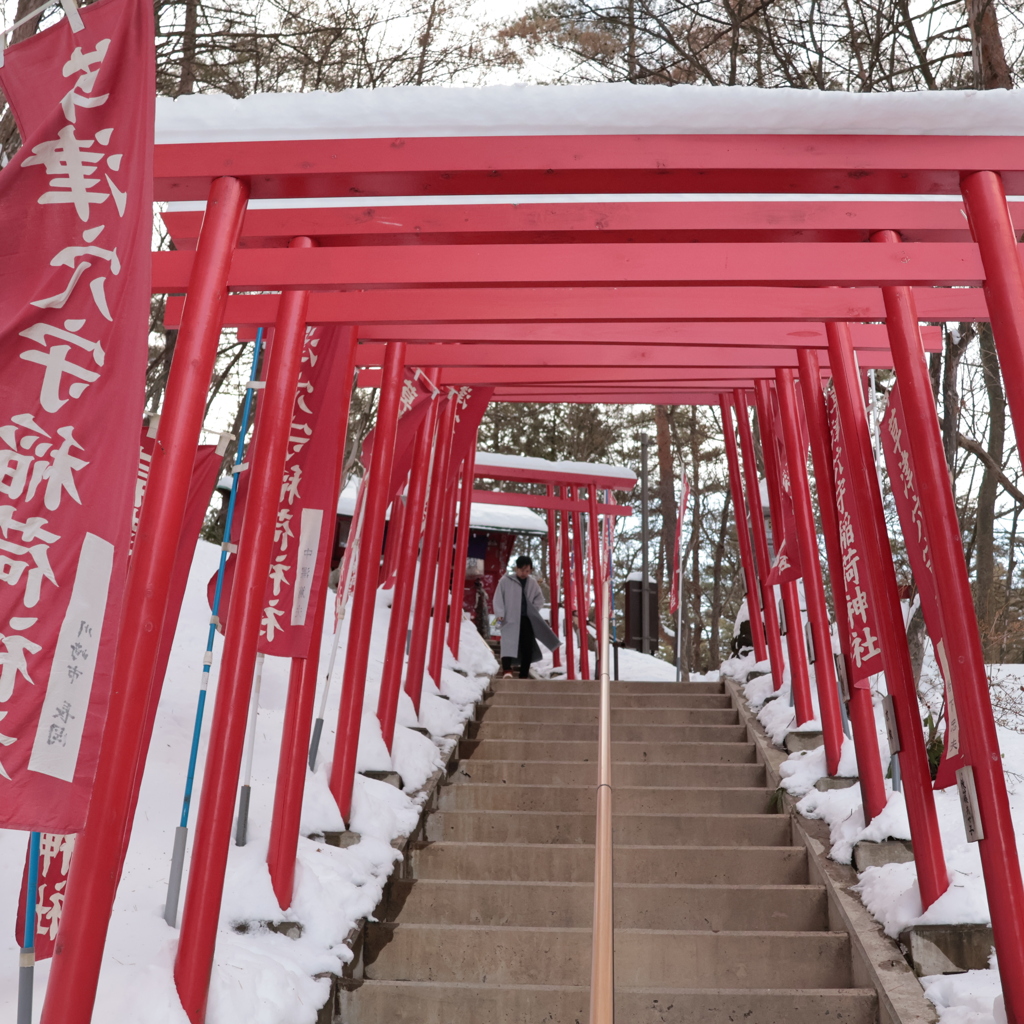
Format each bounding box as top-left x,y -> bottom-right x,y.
653,406 -> 679,659
709,489 -> 731,667
967,0 -> 1013,90
177,0 -> 199,95
975,323 -> 1006,655
0,0 -> 47,160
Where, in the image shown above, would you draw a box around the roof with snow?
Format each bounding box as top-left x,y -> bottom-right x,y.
473,451 -> 636,489
335,480 -> 546,534
156,84 -> 1024,145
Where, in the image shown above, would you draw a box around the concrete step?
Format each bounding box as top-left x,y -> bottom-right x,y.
461,738 -> 757,763
383,878 -> 828,931
438,783 -> 771,815
450,759 -> 767,788
473,721 -> 749,743
339,982 -> 877,1024
480,705 -> 739,725
490,678 -> 724,694
424,810 -> 792,846
486,691 -> 733,709
412,842 -> 810,885
362,923 -> 853,988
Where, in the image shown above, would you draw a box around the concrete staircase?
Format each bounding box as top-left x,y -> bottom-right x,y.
338,677 -> 879,1023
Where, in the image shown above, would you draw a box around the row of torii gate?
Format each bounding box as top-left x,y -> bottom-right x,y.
38,127 -> 1024,1024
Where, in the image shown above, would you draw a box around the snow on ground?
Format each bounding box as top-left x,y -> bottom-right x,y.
723,648 -> 1024,1024
0,540 -> 497,1024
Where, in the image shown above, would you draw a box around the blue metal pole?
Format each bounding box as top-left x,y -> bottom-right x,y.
164,328 -> 264,927
17,831 -> 41,1024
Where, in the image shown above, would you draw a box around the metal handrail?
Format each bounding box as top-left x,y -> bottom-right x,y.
590,574 -> 614,1023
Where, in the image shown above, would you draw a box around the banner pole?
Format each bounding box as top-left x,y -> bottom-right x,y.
164,327 -> 263,927
234,652 -> 265,846
308,622 -> 342,770
379,392 -> 440,750
330,341 -> 409,823
16,831 -> 40,1024
41,175 -> 250,1024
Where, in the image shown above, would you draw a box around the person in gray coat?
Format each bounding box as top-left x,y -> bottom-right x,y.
493,556 -> 559,678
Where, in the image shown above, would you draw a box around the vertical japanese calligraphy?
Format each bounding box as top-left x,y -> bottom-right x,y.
215,327 -> 355,657
765,405 -> 803,586
826,386 -> 883,684
16,832 -> 76,960
880,387 -> 965,788
0,0 -> 153,831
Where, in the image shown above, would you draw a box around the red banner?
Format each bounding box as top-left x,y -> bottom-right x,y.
136,431 -> 219,693
0,0 -> 153,831
765,406 -> 803,586
214,327 -> 353,657
826,387 -> 882,685
445,386 -> 493,483
16,832 -> 75,959
336,368 -> 440,617
880,388 -> 965,788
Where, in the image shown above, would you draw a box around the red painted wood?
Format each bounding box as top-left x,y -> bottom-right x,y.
152,241 -> 989,292
720,395 -> 767,663
329,341 -> 407,822
875,227 -> 1024,1023
176,236 -> 315,1021
162,198 -> 1012,249
162,285 -> 989,326
41,176 -> 251,1024
776,367 -> 844,772
154,134 -> 1024,202
351,335 -> 936,368
754,380 -> 813,724
796,348 -> 887,822
734,388 -> 787,690
826,320 -> 948,910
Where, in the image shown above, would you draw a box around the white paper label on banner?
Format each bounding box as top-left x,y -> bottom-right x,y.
291,508 -> 323,627
28,533 -> 114,782
936,639 -> 960,757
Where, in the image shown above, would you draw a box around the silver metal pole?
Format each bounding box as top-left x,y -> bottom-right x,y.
639,434 -> 651,657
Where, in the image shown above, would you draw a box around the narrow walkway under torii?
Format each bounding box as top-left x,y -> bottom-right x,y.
39,84 -> 1024,1024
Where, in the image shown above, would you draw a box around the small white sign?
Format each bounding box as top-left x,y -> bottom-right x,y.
882,694 -> 902,755
291,508 -> 323,627
956,765 -> 985,843
935,640 -> 960,758
29,533 -> 114,782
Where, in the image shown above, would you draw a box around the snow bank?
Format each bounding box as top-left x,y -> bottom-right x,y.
156,84 -> 1024,146
730,648 -> 1024,1024
0,541 -> 496,1024
335,478 -> 547,533
474,450 -> 636,487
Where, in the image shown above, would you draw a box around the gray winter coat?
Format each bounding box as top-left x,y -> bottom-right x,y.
492,574 -> 560,659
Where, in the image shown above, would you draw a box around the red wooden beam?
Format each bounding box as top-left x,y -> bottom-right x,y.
491,389 -> 751,404
153,134 -> 1024,202
471,489 -> 631,515
161,199 -> 1012,249
152,241 -> 988,291
350,335 -> 938,369
162,285 -> 989,326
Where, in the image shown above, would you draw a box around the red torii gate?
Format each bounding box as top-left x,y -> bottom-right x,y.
39,121 -> 1024,1024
